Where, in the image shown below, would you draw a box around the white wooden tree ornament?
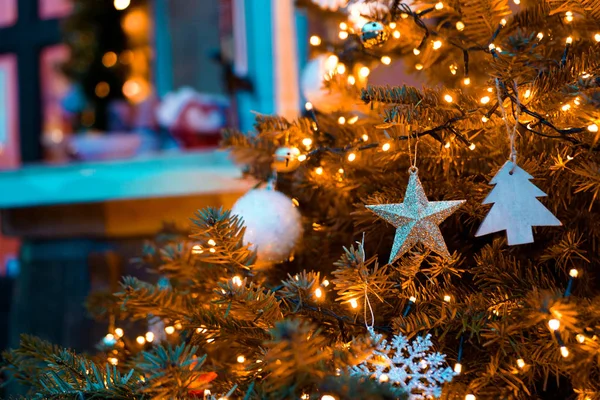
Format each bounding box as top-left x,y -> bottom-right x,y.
475,161 -> 561,245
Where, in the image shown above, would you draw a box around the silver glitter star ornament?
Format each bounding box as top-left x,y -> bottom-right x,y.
367,168 -> 465,263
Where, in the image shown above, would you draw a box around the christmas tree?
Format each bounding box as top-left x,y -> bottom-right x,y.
4,0 -> 600,399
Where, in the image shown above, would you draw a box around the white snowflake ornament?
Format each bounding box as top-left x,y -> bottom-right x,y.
350,328 -> 455,399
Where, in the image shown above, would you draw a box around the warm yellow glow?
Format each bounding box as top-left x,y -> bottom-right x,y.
443,295 -> 451,302
339,31 -> 349,40
145,332 -> 154,342
322,279 -> 330,287
517,358 -> 525,368
336,63 -> 346,74
301,394 -> 309,400
339,22 -> 348,30
565,11 -> 574,22
415,63 -> 424,70
409,296 -> 417,302
102,52 -> 118,68
207,239 -> 216,247
115,328 -> 124,338
381,56 -> 392,65
449,64 -> 457,75
577,334 -> 585,343
595,33 -> 600,42
574,97 -> 581,105
514,0 -> 520,3
305,102 -> 313,111
465,395 -> 476,400
108,357 -> 119,365
95,82 -> 110,98
561,104 -> 571,111
487,87 -> 494,93
435,2 -> 444,10
488,43 -> 496,50
325,55 -> 339,71
481,116 -> 489,123
192,244 -> 203,254
524,89 -> 531,98
359,66 -> 370,78
379,374 -> 389,383
347,75 -> 356,85
114,0 -> 130,11
432,40 -> 443,50
362,134 -> 369,141
136,336 -> 146,345
588,123 -> 598,132
548,319 -> 560,331
237,355 -> 246,363
444,142 -> 451,149
348,115 -> 359,124
454,363 -> 462,374
444,94 -> 454,103
560,346 -> 569,358
456,21 -> 465,31
413,48 -> 421,55
321,396 -> 336,400
207,338 -> 215,343
382,143 -> 391,151
566,36 -> 573,44
122,78 -> 149,103
500,18 -> 507,26
401,12 -> 409,18
174,322 -> 183,330
310,35 -> 321,46
165,326 -> 175,335
392,30 -> 401,39
463,77 -> 471,85
347,152 -> 356,162
315,167 -> 324,175
315,287 -> 323,298
338,116 -> 346,125
469,143 -> 476,151
350,298 -> 359,308
537,32 -> 544,40
480,96 -> 490,104
302,138 -> 313,147
569,268 -> 579,278
232,275 -> 243,286
105,333 -> 115,342
389,22 -> 396,29
298,154 -> 307,162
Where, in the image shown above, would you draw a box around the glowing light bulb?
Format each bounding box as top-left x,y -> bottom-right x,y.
232,275 -> 243,286
560,346 -> 569,358
565,11 -> 573,22
298,154 -> 307,162
381,56 -> 392,65
469,143 -> 476,151
208,239 -> 216,246
488,43 -> 496,50
338,116 -> 346,125
350,298 -> 359,308
454,363 -> 462,374
339,31 -> 349,39
145,332 -> 154,342
595,33 -> 600,42
487,87 -> 494,93
588,123 -> 598,132
322,280 -> 330,287
465,395 -> 476,400
401,12 -> 409,18
114,0 -> 130,10
382,143 -> 391,151
524,89 -> 531,98
362,134 -> 369,141
108,357 -> 119,365
444,94 -> 454,103
463,77 -> 471,85
480,96 -> 490,104
379,374 -> 389,382
389,22 -> 397,29
413,48 -> 421,55
165,326 -> 175,335
548,319 -> 560,331
514,0 -> 520,3
444,295 -> 452,302
449,64 -> 458,75
315,288 -> 323,298
537,32 -> 544,40
325,55 -> 339,71
310,35 -> 321,46
566,36 -> 573,44
206,338 -> 215,343
115,328 -> 124,338
359,66 -> 370,77
500,18 -> 507,26
456,21 -> 465,31
315,167 -> 324,175
432,40 -> 443,50
561,104 -> 571,111
301,395 -> 309,400
577,334 -> 585,343
517,358 -> 525,368
305,102 -> 313,111
348,116 -> 359,124
336,63 -> 346,74
347,75 -> 356,85
435,2 -> 444,10
415,63 -> 424,70
136,336 -> 146,345
321,396 -> 336,400
105,333 -> 115,342
444,142 -> 451,149
237,355 -> 246,363
347,152 -> 356,162
481,116 -> 489,123
392,30 -> 401,39
102,52 -> 118,68
409,296 -> 417,303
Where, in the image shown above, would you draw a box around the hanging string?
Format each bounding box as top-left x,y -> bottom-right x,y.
495,78 -> 519,171
359,233 -> 375,330
407,129 -> 419,173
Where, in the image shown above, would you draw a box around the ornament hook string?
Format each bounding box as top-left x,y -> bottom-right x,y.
407,128 -> 419,173
359,232 -> 375,330
495,78 -> 519,173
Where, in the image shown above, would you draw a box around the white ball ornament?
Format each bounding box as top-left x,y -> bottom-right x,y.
231,188 -> 303,264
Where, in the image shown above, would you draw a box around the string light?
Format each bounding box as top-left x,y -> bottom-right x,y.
347,75 -> 356,85
565,11 -> 574,22
566,36 -> 573,44
595,33 -> 600,42
393,30 -> 401,39
524,89 -> 531,98
444,94 -> 454,103
537,32 -> 544,40
359,66 -> 370,77
321,396 -> 336,400
449,64 -> 458,75
432,40 -> 443,50
362,134 -> 369,141
348,116 -> 359,124
339,22 -> 348,30
456,21 -> 465,31
165,326 -> 175,335
95,82 -> 110,98
465,395 -> 476,400
114,0 -> 130,10
105,333 -> 115,342
500,18 -> 507,26
315,167 -> 324,175
561,104 -> 571,112
444,295 -> 452,302
208,239 -> 216,246
409,296 -> 417,303
413,48 -> 421,55
435,2 -> 444,10
382,143 -> 391,151
108,357 -> 119,365
379,373 -> 389,383
576,334 -> 585,343
305,102 -> 313,111
463,77 -> 471,85
136,336 -> 146,345
488,43 -> 496,50
336,63 -> 346,74
389,22 -> 396,29
588,123 -> 598,132
322,279 -> 330,287
415,63 -> 424,70
481,116 -> 489,123
339,31 -> 349,39
325,55 -> 339,71
338,116 -> 346,125
454,363 -> 462,374
315,288 -> 323,298
381,56 -> 392,65
102,52 -> 118,68
514,0 -> 520,4
347,152 -> 356,162
469,143 -> 476,150
232,275 -> 243,286
560,346 -> 569,358
444,142 -> 451,149
298,155 -> 307,162
401,12 -> 409,18
569,269 -> 579,278
487,87 -> 494,93
548,319 -> 560,331
516,358 -> 525,368
207,338 -> 215,343
301,395 -> 309,400
310,35 -> 321,46
145,332 -> 154,342
480,96 -> 490,104
350,298 -> 359,308
115,328 -> 124,338
237,355 -> 246,363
